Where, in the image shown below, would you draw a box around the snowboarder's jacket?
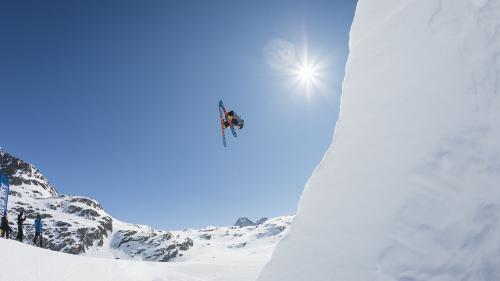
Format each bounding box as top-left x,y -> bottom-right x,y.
226,111 -> 244,129
34,217 -> 43,234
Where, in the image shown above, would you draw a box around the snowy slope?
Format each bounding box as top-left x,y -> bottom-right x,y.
258,1 -> 500,281
0,148 -> 291,266
0,238 -> 266,281
108,216 -> 290,263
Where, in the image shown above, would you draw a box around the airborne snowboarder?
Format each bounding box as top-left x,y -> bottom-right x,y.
218,100 -> 245,147
223,110 -> 244,130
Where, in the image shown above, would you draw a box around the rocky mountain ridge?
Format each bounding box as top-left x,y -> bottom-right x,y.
0,148 -> 291,262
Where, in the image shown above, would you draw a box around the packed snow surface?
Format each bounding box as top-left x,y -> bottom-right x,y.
0,148 -> 291,280
258,0 -> 500,281
0,239 -> 264,281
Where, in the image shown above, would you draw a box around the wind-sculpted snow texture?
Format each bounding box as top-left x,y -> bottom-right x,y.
258,1 -> 500,281
0,148 -> 291,264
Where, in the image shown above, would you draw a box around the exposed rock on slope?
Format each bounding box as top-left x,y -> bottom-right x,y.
0,148 -> 291,262
0,148 -> 112,254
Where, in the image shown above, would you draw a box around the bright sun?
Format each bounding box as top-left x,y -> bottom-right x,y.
291,58 -> 322,95
298,64 -> 317,84
266,39 -> 329,97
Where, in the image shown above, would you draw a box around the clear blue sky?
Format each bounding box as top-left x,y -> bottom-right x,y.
0,0 -> 357,229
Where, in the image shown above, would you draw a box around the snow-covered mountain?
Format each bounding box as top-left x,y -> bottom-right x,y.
234,217 -> 267,227
258,1 -> 500,281
0,147 -> 291,263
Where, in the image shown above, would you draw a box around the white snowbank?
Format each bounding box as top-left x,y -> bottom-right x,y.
0,239 -> 264,281
258,0 -> 500,280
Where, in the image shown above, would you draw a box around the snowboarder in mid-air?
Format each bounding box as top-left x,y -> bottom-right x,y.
223,110 -> 244,129
218,100 -> 244,147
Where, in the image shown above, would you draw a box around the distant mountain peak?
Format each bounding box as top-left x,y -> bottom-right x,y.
0,150 -> 58,197
234,217 -> 255,227
256,217 -> 268,224
234,217 -> 269,227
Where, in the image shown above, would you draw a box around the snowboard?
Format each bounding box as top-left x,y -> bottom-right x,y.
218,104 -> 227,147
219,100 -> 237,137
218,100 -> 237,147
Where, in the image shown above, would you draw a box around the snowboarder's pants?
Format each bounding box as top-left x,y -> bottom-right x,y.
1,228 -> 9,239
33,232 -> 42,247
16,226 -> 23,242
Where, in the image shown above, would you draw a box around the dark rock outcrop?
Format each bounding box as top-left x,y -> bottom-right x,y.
234,217 -> 256,227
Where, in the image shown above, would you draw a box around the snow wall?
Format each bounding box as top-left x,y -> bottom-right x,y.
258,0 -> 500,280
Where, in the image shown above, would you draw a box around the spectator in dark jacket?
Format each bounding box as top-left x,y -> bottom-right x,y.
16,211 -> 26,242
1,215 -> 13,239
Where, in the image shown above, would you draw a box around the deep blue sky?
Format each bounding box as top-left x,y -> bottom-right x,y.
0,0 -> 356,229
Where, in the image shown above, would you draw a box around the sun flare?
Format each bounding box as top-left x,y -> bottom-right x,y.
297,63 -> 318,84
264,38 -> 329,97
290,58 -> 324,96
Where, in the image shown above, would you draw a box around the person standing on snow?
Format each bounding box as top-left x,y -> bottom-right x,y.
16,211 -> 26,242
33,214 -> 43,247
1,215 -> 13,239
